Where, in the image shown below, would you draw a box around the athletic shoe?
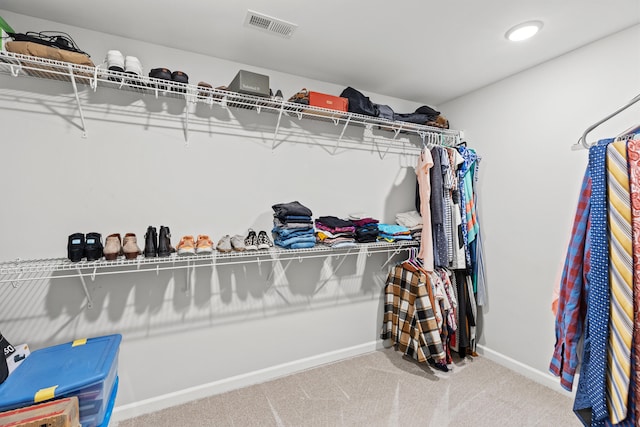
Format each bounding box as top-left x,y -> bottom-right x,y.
231,235 -> 246,252
244,229 -> 258,251
106,50 -> 124,72
216,235 -> 232,253
125,56 -> 142,75
124,55 -> 143,86
196,235 -> 213,254
176,235 -> 196,255
257,231 -> 273,250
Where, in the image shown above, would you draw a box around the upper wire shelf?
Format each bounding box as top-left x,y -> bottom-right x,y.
0,51 -> 461,146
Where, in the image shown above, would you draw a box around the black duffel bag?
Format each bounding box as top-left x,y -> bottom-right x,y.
340,87 -> 379,117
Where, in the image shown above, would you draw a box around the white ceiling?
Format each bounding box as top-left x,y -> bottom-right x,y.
1,0 -> 639,105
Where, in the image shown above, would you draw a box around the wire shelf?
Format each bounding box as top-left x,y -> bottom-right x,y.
0,240 -> 418,281
0,51 -> 461,146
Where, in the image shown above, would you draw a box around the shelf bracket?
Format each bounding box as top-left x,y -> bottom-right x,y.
265,258 -> 292,305
90,67 -> 99,91
272,103 -> 286,150
184,260 -> 192,296
76,267 -> 94,309
184,99 -> 190,146
9,64 -> 21,77
332,116 -> 352,155
10,268 -> 24,289
378,124 -> 404,160
68,64 -> 88,138
380,246 -> 406,270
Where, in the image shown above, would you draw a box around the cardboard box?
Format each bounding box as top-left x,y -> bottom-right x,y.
228,69 -> 270,98
308,91 -> 348,114
0,397 -> 80,427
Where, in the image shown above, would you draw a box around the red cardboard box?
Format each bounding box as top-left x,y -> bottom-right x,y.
307,91 -> 348,115
0,397 -> 80,427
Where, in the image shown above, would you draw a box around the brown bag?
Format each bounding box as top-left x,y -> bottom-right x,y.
5,41 -> 95,80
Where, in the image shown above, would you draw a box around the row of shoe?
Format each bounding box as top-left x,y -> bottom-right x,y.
67,226 -> 174,262
174,229 -> 273,255
67,232 -> 142,262
105,50 -> 189,92
67,228 -> 274,262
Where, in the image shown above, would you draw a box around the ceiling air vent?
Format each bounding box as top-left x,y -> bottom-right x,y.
244,10 -> 297,39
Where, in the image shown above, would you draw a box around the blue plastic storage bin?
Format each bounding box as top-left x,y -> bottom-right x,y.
0,334 -> 121,427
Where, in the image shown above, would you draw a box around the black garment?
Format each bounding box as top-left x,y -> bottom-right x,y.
393,113 -> 431,125
453,271 -> 476,358
281,216 -> 313,224
272,201 -> 313,218
415,105 -> 440,119
315,216 -> 354,229
356,226 -> 379,243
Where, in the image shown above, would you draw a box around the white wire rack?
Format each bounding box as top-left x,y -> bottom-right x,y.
0,51 -> 462,148
0,240 -> 418,308
0,240 -> 418,282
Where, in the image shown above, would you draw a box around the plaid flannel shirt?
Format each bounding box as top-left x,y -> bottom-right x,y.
381,264 -> 446,363
550,168 -> 591,391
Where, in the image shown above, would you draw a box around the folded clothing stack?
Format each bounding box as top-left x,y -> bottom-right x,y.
272,201 -> 316,249
351,217 -> 379,243
315,216 -> 357,248
395,210 -> 423,241
377,223 -> 412,242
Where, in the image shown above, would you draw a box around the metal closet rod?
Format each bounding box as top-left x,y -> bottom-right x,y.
576,92 -> 640,149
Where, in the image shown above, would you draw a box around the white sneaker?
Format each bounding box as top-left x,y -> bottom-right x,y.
230,235 -> 246,252
125,56 -> 142,76
257,231 -> 273,250
106,50 -> 124,72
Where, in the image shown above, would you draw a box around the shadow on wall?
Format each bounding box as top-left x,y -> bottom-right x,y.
383,166 -> 417,224
0,250 -> 409,349
0,74 -> 426,156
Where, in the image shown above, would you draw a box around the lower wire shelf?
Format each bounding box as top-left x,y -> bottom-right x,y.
0,240 -> 419,284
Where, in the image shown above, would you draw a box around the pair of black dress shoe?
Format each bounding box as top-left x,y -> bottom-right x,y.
144,226 -> 175,258
67,232 -> 103,262
148,68 -> 189,93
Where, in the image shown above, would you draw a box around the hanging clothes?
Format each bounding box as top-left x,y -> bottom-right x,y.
430,146 -> 449,268
381,263 -> 446,364
448,148 -> 466,270
416,148 -> 435,270
551,137 -> 640,426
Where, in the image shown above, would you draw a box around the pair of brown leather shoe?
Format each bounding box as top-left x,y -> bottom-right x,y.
104,233 -> 141,260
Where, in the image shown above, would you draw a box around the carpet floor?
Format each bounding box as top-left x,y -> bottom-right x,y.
117,348 -> 579,426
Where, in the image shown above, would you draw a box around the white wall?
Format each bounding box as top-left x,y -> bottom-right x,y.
441,25 -> 640,380
0,11 -> 432,420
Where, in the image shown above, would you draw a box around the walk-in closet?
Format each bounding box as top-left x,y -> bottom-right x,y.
0,2 -> 638,426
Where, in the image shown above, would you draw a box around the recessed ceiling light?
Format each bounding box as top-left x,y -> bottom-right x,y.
505,21 -> 543,42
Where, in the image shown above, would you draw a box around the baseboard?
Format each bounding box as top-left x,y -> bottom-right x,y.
476,344 -> 576,397
112,340 -> 384,423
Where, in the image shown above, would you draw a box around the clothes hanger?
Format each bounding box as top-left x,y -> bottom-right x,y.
615,124 -> 640,142
575,92 -> 640,149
